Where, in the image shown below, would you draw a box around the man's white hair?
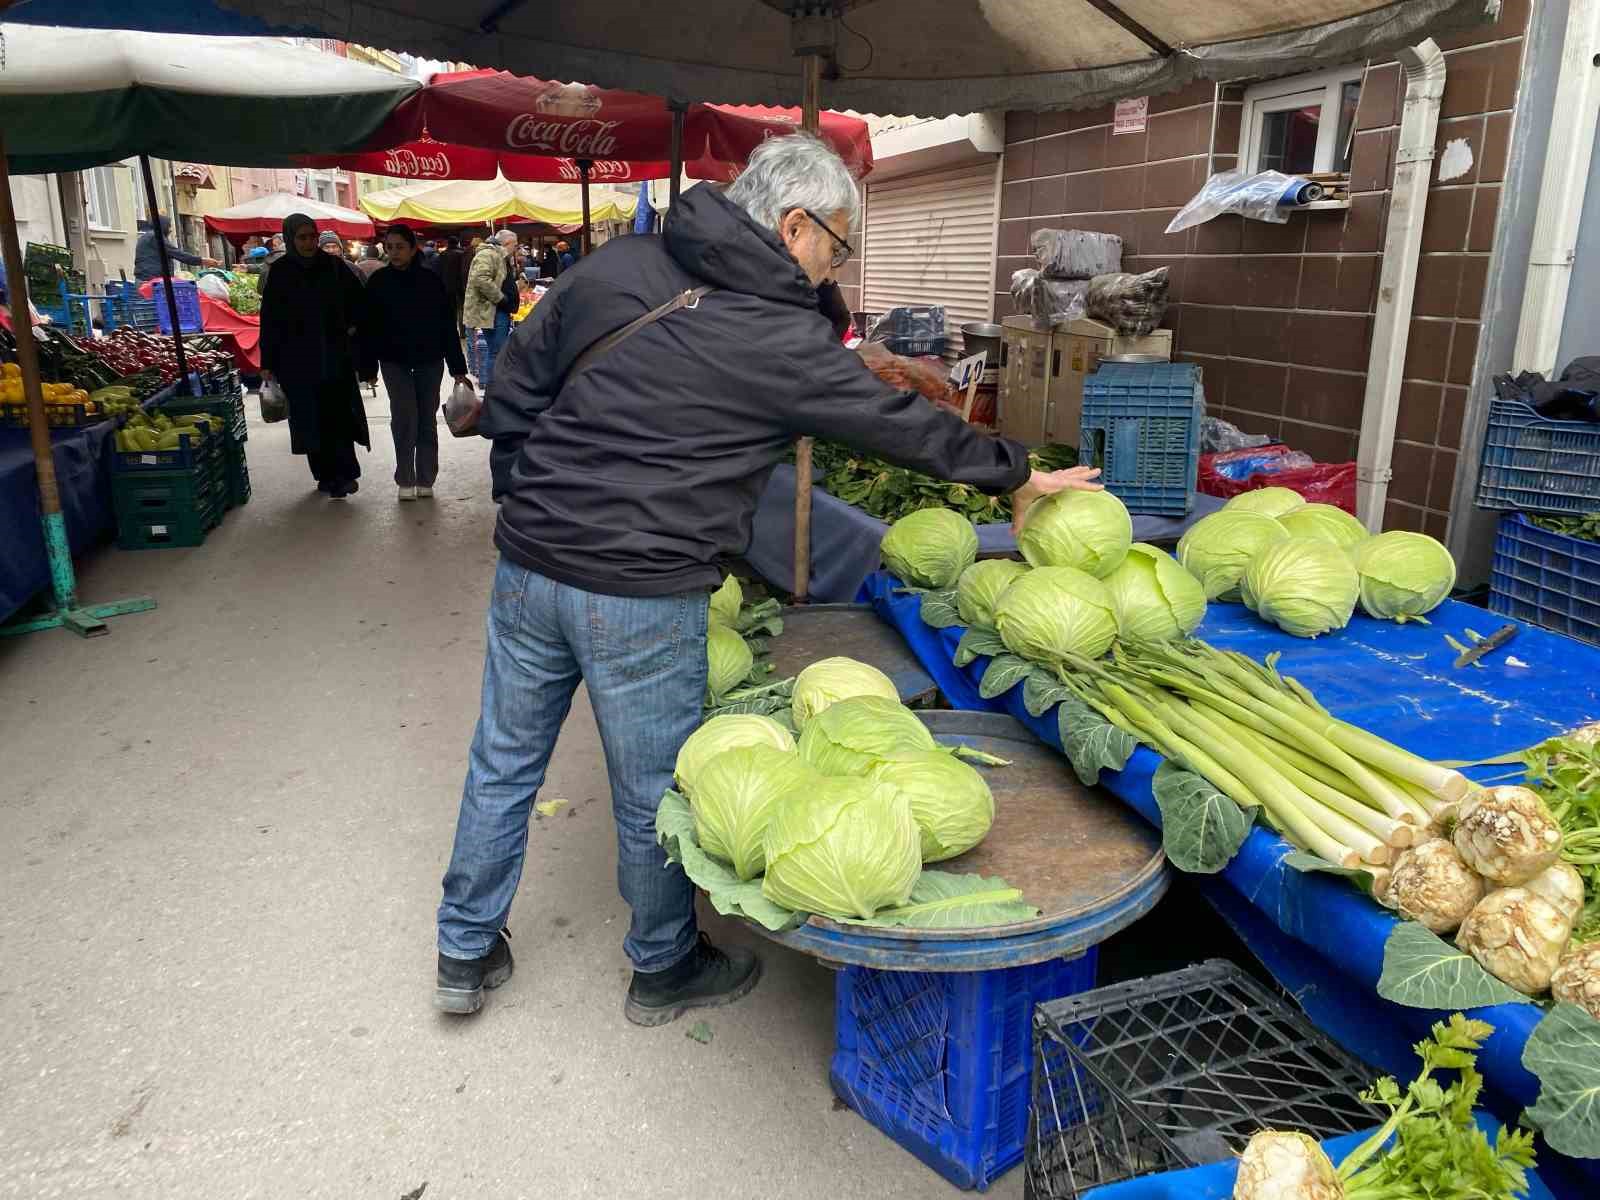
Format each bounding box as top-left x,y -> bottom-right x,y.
724,131 -> 860,234
493,230 -> 519,248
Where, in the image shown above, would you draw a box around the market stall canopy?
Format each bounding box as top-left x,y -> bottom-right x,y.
298,140 -> 670,186
0,24 -> 420,174
362,70 -> 872,179
3,1 -> 1498,115
358,176 -> 639,229
203,192 -> 375,241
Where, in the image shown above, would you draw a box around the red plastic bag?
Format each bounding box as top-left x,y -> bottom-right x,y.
1198,449 -> 1357,514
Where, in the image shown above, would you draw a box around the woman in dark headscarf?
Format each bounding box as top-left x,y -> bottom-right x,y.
259,213 -> 370,498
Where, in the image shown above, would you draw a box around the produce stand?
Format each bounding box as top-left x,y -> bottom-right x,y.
747,464 -> 1224,602
861,574 -> 1600,1193
729,709 -> 1168,1190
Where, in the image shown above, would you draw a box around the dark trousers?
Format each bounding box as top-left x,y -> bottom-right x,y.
380,359 -> 445,488
305,385 -> 360,485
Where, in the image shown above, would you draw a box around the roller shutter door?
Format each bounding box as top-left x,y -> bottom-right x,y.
861,160 -> 999,359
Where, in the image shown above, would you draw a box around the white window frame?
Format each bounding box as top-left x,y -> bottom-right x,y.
1241,64 -> 1365,176
84,165 -> 124,232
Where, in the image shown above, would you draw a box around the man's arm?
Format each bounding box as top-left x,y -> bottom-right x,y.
480,285 -> 565,500
165,240 -> 206,268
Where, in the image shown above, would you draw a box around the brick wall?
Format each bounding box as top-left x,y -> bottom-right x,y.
995,1 -> 1528,536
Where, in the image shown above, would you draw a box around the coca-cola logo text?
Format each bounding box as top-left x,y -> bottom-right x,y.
383,147 -> 452,178
555,159 -> 633,182
505,115 -> 622,157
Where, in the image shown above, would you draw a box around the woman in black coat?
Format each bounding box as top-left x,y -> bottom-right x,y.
260,213 -> 370,498
359,225 -> 471,501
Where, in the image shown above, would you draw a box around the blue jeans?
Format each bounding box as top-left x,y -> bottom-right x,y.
438,557 -> 708,972
478,311 -> 512,394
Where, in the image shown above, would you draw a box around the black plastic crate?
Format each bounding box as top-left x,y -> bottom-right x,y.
1024,960 -> 1376,1199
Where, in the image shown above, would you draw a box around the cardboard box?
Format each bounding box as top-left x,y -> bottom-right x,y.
1054,318 -> 1172,446
997,316 -> 1172,448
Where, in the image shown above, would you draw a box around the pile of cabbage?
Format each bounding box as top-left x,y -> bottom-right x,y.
704,575 -> 783,703
1175,488 -> 1456,638
671,657 -> 998,920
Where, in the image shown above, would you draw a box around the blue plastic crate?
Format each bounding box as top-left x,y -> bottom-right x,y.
1476,398 -> 1600,515
831,950 -> 1098,1191
1080,363 -> 1201,517
150,279 -> 204,335
1488,512 -> 1600,647
103,281 -> 161,331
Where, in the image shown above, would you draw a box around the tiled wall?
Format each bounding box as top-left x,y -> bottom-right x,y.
995,1 -> 1528,536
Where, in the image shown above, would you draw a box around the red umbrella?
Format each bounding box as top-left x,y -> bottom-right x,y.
689,105 -> 873,183
299,139 -> 668,185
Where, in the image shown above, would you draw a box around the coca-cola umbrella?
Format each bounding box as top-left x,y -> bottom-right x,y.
298,139 -> 669,187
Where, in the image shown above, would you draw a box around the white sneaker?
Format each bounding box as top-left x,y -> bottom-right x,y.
417,486 -> 434,498
398,486 -> 417,501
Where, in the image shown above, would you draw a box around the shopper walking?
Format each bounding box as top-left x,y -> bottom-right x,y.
259,213 -> 370,499
464,230 -> 517,394
438,237 -> 466,332
360,226 -> 471,501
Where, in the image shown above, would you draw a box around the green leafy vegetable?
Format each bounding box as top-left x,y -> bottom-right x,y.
656,790 -> 805,932
918,588 -> 962,629
954,626 -> 1007,668
1023,668 -> 1073,718
839,871 -> 1039,929
994,566 -> 1119,666
868,750 -> 995,863
1016,488 -> 1132,578
1277,502 -> 1370,549
1376,922 -> 1531,1011
1351,531 -> 1457,625
1101,542 -> 1207,645
1057,694 -> 1138,787
1241,536 -> 1361,638
881,508 -> 978,589
1176,509 -> 1289,601
761,775 -> 922,919
956,559 -> 1030,630
791,656 -> 898,728
709,575 -> 743,626
675,714 -> 796,795
1151,761 -> 1253,873
1224,485 -> 1305,519
1531,512 -> 1600,544
979,653 -> 1033,699
706,623 -> 755,700
797,695 -> 936,777
1522,1002 -> 1600,1158
686,744 -> 817,880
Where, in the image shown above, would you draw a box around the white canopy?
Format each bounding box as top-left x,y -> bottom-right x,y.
204,192 -> 376,240
359,177 -> 639,228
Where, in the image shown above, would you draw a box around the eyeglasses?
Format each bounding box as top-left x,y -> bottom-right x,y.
802,208 -> 854,269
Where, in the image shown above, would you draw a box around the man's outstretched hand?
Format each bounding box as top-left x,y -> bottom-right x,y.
1010,466 -> 1103,535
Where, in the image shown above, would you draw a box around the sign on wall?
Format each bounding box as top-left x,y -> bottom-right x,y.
1113,96 -> 1148,135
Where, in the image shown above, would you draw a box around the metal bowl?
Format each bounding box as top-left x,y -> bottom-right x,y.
1100,353 -> 1168,364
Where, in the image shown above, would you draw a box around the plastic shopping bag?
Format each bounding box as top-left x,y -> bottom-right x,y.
444,377 -> 481,438
260,379 -> 288,423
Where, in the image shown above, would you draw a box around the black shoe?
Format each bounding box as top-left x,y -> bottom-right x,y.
317,480 -> 333,493
346,479 -> 360,494
328,483 -> 349,500
434,928 -> 514,1014
623,933 -> 761,1027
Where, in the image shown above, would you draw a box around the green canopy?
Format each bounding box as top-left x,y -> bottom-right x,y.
0,24 -> 420,173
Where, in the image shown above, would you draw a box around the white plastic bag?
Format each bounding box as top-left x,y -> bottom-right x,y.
259,379 -> 288,423
444,377 -> 481,438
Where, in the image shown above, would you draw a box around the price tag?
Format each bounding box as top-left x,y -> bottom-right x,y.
140,454 -> 157,465
151,524 -> 168,536
948,351 -> 987,392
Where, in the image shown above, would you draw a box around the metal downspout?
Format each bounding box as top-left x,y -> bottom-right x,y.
1355,39 -> 1447,530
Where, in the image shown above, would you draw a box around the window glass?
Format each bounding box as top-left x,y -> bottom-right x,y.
1333,80 -> 1362,173
1258,104 -> 1320,175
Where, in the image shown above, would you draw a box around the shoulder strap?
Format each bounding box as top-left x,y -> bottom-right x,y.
568,286 -> 713,380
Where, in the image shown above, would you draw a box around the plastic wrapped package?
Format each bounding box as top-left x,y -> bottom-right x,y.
1084,267 -> 1169,336
1029,228 -> 1123,279
1009,269 -> 1088,327
866,305 -> 945,344
1165,169 -> 1325,234
1202,415 -> 1276,454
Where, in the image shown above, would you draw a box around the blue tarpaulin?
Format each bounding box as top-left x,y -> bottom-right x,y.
863,572 -> 1600,1192
0,421 -> 119,622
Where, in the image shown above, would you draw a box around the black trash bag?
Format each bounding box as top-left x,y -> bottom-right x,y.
1029,228 -> 1123,279
1084,267 -> 1169,337
1009,269 -> 1087,327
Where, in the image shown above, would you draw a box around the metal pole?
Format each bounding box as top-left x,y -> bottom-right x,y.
791,52 -> 823,603
668,104 -> 685,212
578,159 -> 593,256
0,129 -> 154,637
138,154 -> 192,395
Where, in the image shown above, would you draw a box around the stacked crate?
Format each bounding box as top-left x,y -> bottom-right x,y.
111,428 -> 223,550
163,386 -> 249,511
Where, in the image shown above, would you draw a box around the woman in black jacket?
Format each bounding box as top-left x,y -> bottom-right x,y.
360,225 -> 471,500
260,213 -> 370,499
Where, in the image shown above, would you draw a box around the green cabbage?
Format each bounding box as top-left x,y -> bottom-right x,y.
761,775 -> 922,918
1016,489 -> 1132,578
688,744 -> 817,880
709,575 -> 742,626
1352,531 -> 1457,623
993,565 -> 1119,664
705,623 -> 753,699
676,713 -> 796,794
1177,510 -> 1289,601
956,559 -> 1030,630
880,507 -> 978,589
797,695 -> 936,777
1103,543 -> 1207,644
868,750 -> 994,863
1241,536 -> 1361,638
1225,486 -> 1306,519
792,656 -> 900,728
1277,503 -> 1370,549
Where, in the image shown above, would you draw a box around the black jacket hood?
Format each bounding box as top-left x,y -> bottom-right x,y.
662,185 -> 818,312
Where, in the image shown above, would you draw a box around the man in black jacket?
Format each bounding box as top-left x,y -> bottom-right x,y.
435,134 -> 1100,1022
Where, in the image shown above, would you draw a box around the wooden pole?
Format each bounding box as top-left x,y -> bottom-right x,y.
668,104 -> 685,212
792,52 -> 823,603
137,155 -> 192,394
578,159 -> 593,256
